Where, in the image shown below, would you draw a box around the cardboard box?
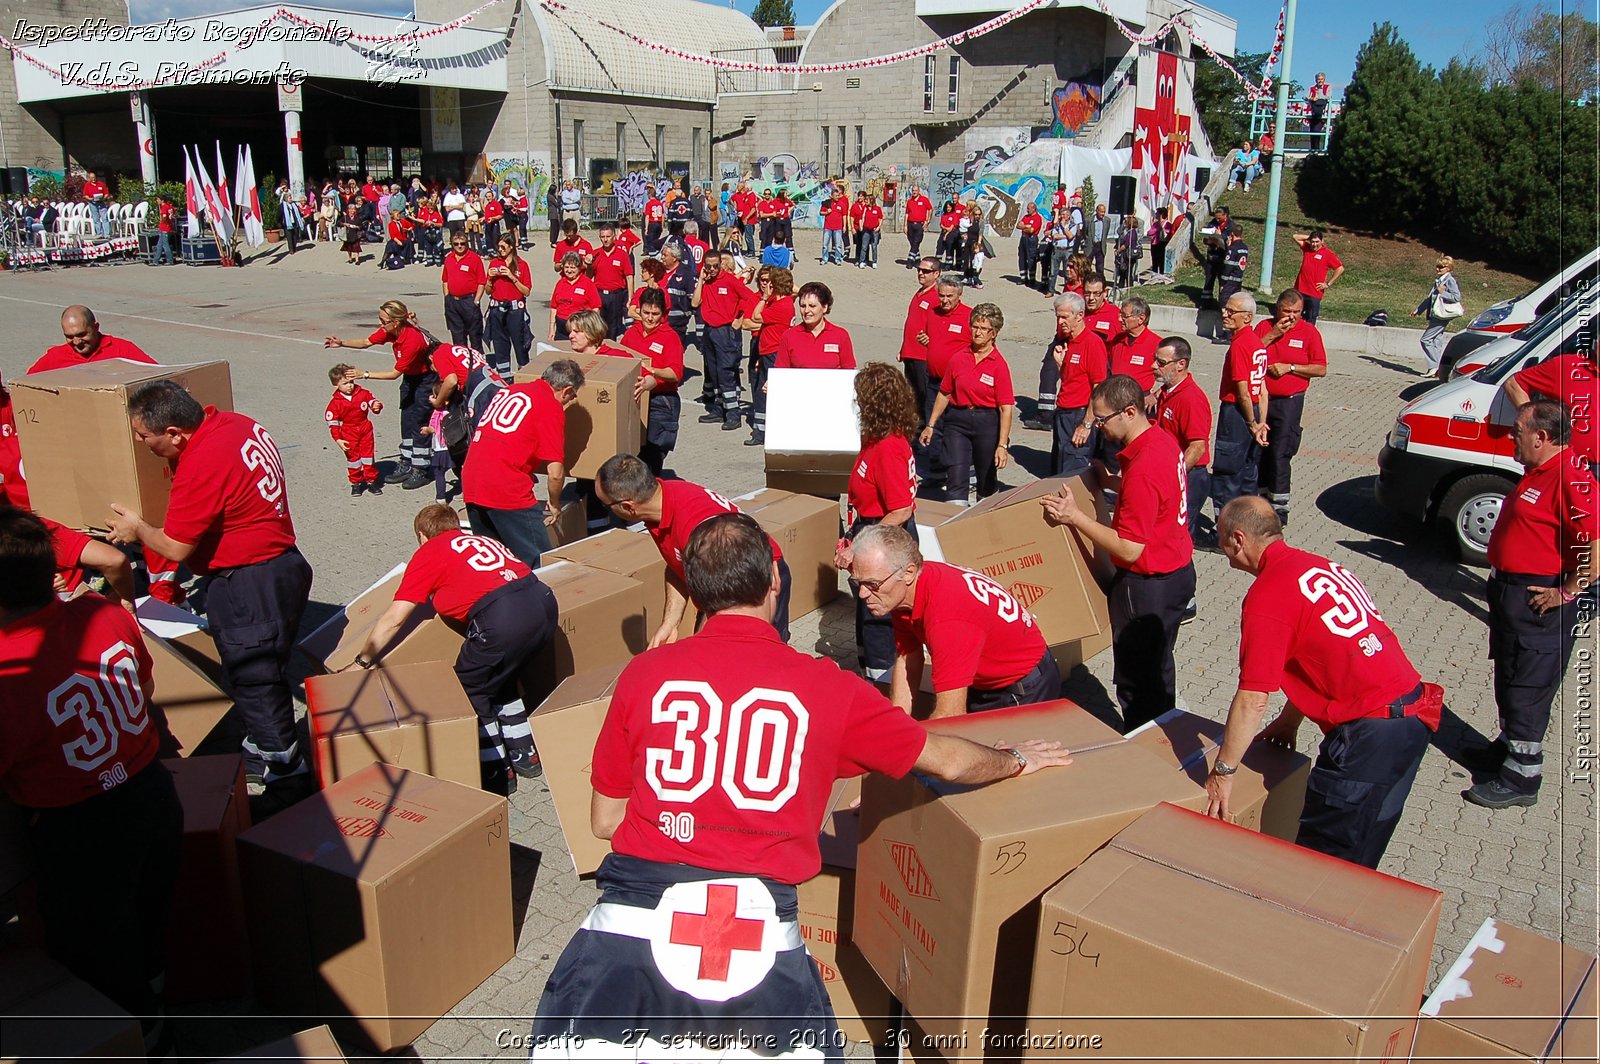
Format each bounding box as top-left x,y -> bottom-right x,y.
546,483 -> 588,549
0,949 -> 146,1064
306,663 -> 482,790
296,564 -> 461,674
764,368 -> 858,497
12,359 -> 233,532
927,476 -> 1105,647
520,561 -> 647,705
516,349 -> 642,480
238,764 -> 513,1052
527,665 -> 621,876
733,487 -> 841,620
145,628 -> 233,757
853,701 -> 1207,1051
545,528 -> 669,639
136,597 -> 228,690
1026,802 -> 1443,1061
220,1025 -> 346,1063
164,755 -> 252,1004
1128,708 -> 1311,841
1415,918 -> 1597,1063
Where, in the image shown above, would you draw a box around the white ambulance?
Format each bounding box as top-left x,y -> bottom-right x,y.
1438,245 -> 1598,375
1377,287 -> 1597,565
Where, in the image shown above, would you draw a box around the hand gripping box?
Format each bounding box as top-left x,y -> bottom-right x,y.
1127,707 -> 1311,841
1414,918 -> 1597,1063
517,348 -> 643,480
238,764 -> 513,1051
1025,802 -> 1443,1061
305,663 -> 482,790
852,701 -> 1207,1054
11,359 -> 233,532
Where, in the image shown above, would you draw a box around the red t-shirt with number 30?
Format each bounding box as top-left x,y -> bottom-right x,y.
395,530 -> 533,625
163,408 -> 298,575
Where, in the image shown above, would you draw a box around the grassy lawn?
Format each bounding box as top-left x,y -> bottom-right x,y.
1129,166 -> 1543,331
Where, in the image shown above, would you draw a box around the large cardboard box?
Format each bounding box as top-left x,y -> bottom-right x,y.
220,1025 -> 346,1063
296,564 -> 461,674
521,561 -> 647,704
545,528 -> 667,638
546,483 -> 588,549
305,663 -> 482,790
237,764 -> 513,1052
1026,802 -> 1443,1061
12,359 -> 233,532
136,596 -> 228,689
764,368 -> 858,497
517,349 -> 643,480
1128,708 -> 1311,841
854,701 -> 1207,1051
528,665 -> 622,876
145,628 -> 233,756
1415,919 -> 1597,1063
733,487 -> 842,619
0,949 -> 146,1064
927,477 -> 1105,647
164,756 -> 252,1004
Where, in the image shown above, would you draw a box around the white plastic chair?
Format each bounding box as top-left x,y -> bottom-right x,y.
123,202 -> 146,237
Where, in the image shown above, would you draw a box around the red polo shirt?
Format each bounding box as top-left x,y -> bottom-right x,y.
899,286 -> 937,363
1057,330 -> 1109,409
776,321 -> 855,369
647,479 -> 782,582
394,529 -> 534,625
1487,448 -> 1600,576
1294,246 -> 1343,299
163,408 -> 298,575
941,347 -> 1015,409
925,303 -> 973,379
698,272 -> 753,328
369,322 -> 431,376
848,434 -> 917,523
1257,318 -> 1328,398
487,257 -> 532,303
1108,328 -> 1162,391
1084,302 -> 1120,344
1515,354 -> 1598,464
1220,328 -> 1269,406
30,334 -> 156,374
551,275 -> 601,321
1154,373 -> 1213,467
1017,212 -> 1043,236
894,561 -> 1046,693
1111,426 -> 1193,575
618,323 -> 684,395
756,296 -> 796,357
905,195 -> 932,224
430,345 -> 476,384
823,201 -> 847,231
552,237 -> 594,269
591,244 -> 633,291
441,250 -> 486,298
1239,540 -> 1421,732
462,380 -> 566,510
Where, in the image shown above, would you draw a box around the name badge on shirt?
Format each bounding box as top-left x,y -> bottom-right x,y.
948,323 -> 962,333
1070,354 -> 1082,365
575,287 -> 588,296
824,344 -> 839,353
650,342 -> 664,353
717,286 -> 729,295
1095,321 -> 1111,330
1289,339 -> 1304,348
979,374 -> 995,386
459,263 -> 470,271
1131,356 -> 1146,365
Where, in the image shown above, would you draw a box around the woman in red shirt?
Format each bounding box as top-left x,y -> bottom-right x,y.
325,299 -> 437,489
743,265 -> 796,445
629,258 -> 671,319
920,302 -> 1014,504
616,290 -> 684,475
775,281 -> 855,370
839,363 -> 922,681
549,252 -> 601,341
413,196 -> 445,267
936,200 -> 962,267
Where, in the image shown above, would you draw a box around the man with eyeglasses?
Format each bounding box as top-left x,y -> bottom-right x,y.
1046,291 -> 1108,477
594,454 -> 791,647
1254,289 -> 1326,526
1041,374 -> 1195,732
1210,292 -> 1270,523
1107,295 -> 1160,394
1153,337 -> 1213,546
918,276 -> 973,495
846,523 -> 1057,719
440,233 -> 487,351
899,258 -> 941,414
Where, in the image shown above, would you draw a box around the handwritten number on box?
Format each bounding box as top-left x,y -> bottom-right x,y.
1050,920 -> 1101,966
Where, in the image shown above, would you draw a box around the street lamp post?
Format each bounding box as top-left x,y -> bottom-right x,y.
1257,0 -> 1298,293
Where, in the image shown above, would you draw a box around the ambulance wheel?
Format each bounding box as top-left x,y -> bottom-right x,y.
1438,474 -> 1511,567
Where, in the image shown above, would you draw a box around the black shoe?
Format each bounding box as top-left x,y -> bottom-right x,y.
367,481 -> 383,495
745,432 -> 765,446
401,471 -> 432,490
482,763 -> 516,796
509,749 -> 543,779
350,484 -> 363,497
1463,778 -> 1537,809
1457,741 -> 1506,774
697,411 -> 723,424
1180,600 -> 1198,625
1275,509 -> 1290,528
722,417 -> 742,431
1022,418 -> 1048,432
384,467 -> 411,484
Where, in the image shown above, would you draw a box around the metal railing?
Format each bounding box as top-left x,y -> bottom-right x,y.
711,44 -> 802,95
1248,96 -> 1343,154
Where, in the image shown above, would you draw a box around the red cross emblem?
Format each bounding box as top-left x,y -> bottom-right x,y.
668,883 -> 765,981
289,131 -> 303,152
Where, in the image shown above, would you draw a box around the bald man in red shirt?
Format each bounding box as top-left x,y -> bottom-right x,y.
30,305 -> 155,374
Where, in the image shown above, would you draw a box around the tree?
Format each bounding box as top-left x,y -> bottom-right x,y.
1191,48 -> 1269,152
751,0 -> 795,28
1471,3 -> 1599,99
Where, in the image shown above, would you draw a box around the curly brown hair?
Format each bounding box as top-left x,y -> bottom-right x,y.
1067,253 -> 1092,286
756,265 -> 795,296
855,362 -> 921,444
639,257 -> 667,284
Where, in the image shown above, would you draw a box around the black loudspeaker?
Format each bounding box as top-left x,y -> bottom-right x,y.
1195,166 -> 1212,192
1108,175 -> 1136,216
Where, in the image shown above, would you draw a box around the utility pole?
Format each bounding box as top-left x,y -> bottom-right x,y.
1257,0 -> 1297,293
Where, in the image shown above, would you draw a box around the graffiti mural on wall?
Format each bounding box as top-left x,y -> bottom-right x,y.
963,127 -> 1032,182
958,175 -> 1049,237
486,153 -> 552,217
613,170 -> 654,216
1049,81 -> 1103,138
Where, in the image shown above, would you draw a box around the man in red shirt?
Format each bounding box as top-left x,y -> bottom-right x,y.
1254,290 -> 1327,525
900,257 -> 941,415
918,276 -> 973,494
594,455 -> 791,646
530,513 -> 1070,1058
1153,337 -> 1213,547
1211,291 -> 1270,521
1466,400 -> 1599,808
903,184 -> 933,265
643,185 -> 666,254
82,170 -> 111,237
552,218 -> 594,270
1505,348 -> 1598,468
846,523 -> 1057,717
1083,274 -> 1121,344
1291,229 -> 1344,324
31,305 -> 155,374
1016,203 -> 1044,287
462,359 -> 583,568
0,509 -> 183,1054
1208,497 -> 1439,868
1048,291 -> 1109,477
693,250 -> 756,430
346,504 -> 559,789
1106,295 -> 1160,393
591,222 -> 635,341
106,381 -> 314,808
820,190 -> 848,265
440,232 -> 487,351
154,195 -> 177,265
1042,375 -> 1195,731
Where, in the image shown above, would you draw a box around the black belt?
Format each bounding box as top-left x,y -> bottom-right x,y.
445,293 -> 476,301
1384,682 -> 1423,719
1490,570 -> 1562,587
490,299 -> 525,310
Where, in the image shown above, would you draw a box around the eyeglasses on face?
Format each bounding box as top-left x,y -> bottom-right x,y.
1091,407 -> 1132,428
848,568 -> 904,594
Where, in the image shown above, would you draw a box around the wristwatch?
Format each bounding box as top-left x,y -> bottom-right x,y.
354,655 -> 374,670
1006,747 -> 1028,778
1211,758 -> 1238,777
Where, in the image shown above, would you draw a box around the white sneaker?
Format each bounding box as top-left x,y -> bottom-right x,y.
1243,183 -> 1251,192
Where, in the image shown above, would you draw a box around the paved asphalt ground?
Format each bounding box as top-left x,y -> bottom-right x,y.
0,230 -> 1592,1062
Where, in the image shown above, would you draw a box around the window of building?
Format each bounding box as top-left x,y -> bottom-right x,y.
399,147 -> 422,177
332,145 -> 360,175
616,122 -> 627,169
837,126 -> 846,176
923,55 -> 935,113
821,125 -> 830,176
654,125 -> 665,168
691,127 -> 702,182
854,126 -> 863,172
574,119 -> 586,178
365,146 -> 393,176
947,56 -> 959,113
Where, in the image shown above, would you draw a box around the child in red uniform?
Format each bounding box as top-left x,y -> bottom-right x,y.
326,363 -> 383,496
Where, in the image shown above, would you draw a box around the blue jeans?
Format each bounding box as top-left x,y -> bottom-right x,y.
153,231 -> 175,265
466,502 -> 552,569
91,202 -> 110,236
856,229 -> 880,266
821,229 -> 846,263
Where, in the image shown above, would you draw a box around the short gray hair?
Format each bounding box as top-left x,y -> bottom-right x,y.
1119,295 -> 1150,321
936,273 -> 965,294
851,523 -> 922,570
1225,291 -> 1258,316
1054,291 -> 1085,316
541,358 -> 587,393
